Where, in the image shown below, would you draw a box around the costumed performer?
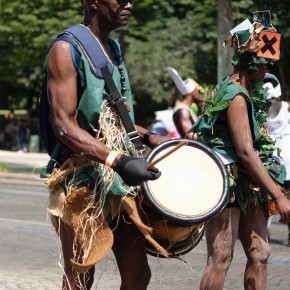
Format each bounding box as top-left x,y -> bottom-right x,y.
263,72 -> 290,246
194,11 -> 290,289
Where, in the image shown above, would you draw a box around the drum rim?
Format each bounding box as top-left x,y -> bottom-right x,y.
141,138 -> 230,226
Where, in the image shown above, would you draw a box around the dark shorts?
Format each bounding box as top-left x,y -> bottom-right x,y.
224,163 -> 262,212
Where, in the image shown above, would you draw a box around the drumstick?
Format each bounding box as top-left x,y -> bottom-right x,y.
147,140 -> 189,170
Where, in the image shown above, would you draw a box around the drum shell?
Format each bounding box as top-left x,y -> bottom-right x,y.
139,201 -> 204,257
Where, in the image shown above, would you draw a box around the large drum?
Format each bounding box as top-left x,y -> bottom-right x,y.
140,139 -> 229,257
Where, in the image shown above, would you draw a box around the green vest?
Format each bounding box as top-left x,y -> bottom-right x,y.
41,35 -> 136,197
197,76 -> 286,184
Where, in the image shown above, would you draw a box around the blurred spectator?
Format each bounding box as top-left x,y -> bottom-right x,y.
167,67 -> 205,139
151,120 -> 169,136
153,109 -> 180,138
263,73 -> 290,246
18,122 -> 30,152
6,120 -> 19,151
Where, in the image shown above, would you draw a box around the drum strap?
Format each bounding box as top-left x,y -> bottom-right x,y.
101,66 -> 145,153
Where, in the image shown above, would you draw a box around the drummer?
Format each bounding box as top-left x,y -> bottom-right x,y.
39,0 -> 169,289
195,11 -> 290,289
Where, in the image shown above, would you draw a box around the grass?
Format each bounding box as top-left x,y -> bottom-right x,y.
0,162 -> 9,172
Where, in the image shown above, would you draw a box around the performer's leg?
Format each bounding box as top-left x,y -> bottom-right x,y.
59,219 -> 95,290
238,202 -> 270,290
200,207 -> 240,290
111,213 -> 151,290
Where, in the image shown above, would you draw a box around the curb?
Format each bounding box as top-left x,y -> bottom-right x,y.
0,171 -> 45,187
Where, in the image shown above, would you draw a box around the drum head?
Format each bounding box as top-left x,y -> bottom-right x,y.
141,139 -> 229,226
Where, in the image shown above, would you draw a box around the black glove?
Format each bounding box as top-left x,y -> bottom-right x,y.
114,154 -> 161,186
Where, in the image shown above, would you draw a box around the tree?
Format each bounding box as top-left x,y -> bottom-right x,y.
217,0 -> 233,82
0,0 -> 82,115
0,0 -> 289,122
125,0 -> 218,122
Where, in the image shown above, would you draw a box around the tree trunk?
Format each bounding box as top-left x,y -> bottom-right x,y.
279,36 -> 290,100
217,0 -> 233,82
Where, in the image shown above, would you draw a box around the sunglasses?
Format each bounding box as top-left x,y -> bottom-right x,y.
117,0 -> 135,5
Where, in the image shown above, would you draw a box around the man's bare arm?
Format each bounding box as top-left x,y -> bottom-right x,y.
46,41 -> 111,163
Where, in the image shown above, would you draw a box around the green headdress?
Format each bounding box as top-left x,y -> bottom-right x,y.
223,11 -> 280,74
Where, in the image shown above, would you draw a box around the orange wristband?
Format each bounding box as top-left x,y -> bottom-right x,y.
105,150 -> 120,168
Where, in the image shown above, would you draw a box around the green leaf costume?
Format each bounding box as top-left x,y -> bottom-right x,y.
196,76 -> 286,211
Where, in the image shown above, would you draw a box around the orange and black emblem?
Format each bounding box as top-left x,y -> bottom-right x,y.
257,31 -> 281,60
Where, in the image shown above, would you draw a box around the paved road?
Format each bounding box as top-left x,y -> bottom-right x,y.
0,152 -> 290,289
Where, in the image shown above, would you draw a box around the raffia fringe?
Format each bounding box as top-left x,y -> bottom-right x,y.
45,160 -> 169,273
44,100 -> 168,274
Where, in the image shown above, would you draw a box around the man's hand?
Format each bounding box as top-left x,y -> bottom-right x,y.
114,155 -> 161,186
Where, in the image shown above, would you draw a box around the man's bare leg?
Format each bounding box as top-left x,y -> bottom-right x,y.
60,219 -> 95,290
111,213 -> 151,290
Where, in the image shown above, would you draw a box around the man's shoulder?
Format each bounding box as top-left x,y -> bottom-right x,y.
49,39 -> 71,52
46,31 -> 76,57
46,40 -> 73,70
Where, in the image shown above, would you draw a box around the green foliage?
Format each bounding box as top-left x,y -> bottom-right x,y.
0,0 -> 290,121
0,0 -> 82,113
203,78 -> 231,129
249,82 -> 270,125
127,0 -> 218,121
249,82 -> 276,155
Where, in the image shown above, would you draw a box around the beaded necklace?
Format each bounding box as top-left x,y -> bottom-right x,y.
108,41 -> 127,101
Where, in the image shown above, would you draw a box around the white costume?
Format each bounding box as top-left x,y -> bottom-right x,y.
166,67 -> 196,96
265,101 -> 290,180
263,73 -> 290,180
167,67 -> 199,137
